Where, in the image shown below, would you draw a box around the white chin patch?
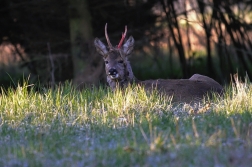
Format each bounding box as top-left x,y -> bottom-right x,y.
110,74 -> 119,79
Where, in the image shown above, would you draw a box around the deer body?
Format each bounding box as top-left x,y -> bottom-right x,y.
94,24 -> 223,103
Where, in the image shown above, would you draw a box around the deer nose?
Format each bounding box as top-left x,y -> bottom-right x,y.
108,68 -> 118,76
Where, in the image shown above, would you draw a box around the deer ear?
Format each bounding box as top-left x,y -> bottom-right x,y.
122,36 -> 134,56
94,38 -> 108,56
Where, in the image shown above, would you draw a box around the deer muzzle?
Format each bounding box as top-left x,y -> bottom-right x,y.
108,68 -> 119,79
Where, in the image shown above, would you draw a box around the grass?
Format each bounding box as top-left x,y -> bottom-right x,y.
0,79 -> 252,167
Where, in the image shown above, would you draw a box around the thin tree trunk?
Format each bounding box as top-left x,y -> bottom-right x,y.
160,0 -> 187,78
217,6 -> 252,78
197,0 -> 214,77
69,0 -> 106,87
69,0 -> 92,78
184,0 -> 192,75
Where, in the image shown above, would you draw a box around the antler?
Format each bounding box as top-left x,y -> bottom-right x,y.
117,25 -> 127,48
105,23 -> 113,49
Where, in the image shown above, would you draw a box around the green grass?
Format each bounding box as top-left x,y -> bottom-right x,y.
0,79 -> 252,167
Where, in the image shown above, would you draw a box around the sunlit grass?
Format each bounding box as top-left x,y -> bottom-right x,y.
0,78 -> 252,166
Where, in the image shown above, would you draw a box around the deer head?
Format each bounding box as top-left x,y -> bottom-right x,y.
94,23 -> 136,89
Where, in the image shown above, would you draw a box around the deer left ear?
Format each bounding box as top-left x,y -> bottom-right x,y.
94,38 -> 109,56
122,36 -> 134,56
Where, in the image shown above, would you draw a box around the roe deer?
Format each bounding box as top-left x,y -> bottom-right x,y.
94,24 -> 223,103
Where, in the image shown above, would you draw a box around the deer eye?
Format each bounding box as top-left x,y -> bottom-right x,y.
118,60 -> 123,64
105,61 -> 109,64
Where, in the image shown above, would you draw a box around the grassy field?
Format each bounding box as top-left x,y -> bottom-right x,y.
0,78 -> 252,167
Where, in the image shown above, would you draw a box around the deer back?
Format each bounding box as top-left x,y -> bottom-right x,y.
140,74 -> 223,102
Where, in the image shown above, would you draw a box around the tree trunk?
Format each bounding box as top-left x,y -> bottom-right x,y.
69,0 -> 92,75
69,0 -> 106,87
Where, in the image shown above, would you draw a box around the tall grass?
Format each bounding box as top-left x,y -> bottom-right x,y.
0,79 -> 251,166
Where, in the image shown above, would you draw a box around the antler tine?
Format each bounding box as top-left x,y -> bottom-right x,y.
105,23 -> 113,49
117,25 -> 127,48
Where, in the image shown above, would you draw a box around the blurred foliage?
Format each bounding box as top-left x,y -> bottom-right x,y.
0,0 -> 159,86
0,0 -> 252,87
0,0 -> 72,86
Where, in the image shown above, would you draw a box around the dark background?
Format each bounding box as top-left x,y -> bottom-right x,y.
0,0 -> 252,88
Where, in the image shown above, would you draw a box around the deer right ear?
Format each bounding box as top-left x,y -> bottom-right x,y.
94,38 -> 108,56
122,36 -> 134,56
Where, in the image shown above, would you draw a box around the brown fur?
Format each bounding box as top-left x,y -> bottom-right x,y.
139,75 -> 223,102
